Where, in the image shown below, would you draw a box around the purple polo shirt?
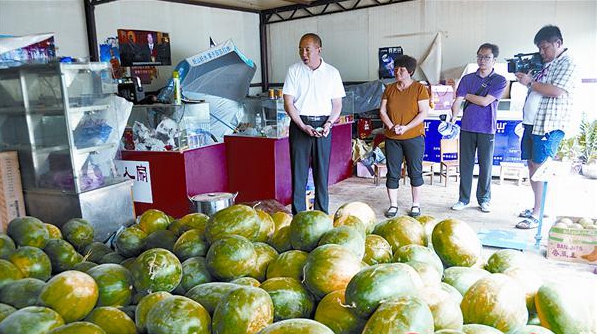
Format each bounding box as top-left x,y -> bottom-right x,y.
456,70 -> 507,134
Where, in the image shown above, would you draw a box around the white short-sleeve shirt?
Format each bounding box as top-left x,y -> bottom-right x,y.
282,59 -> 346,116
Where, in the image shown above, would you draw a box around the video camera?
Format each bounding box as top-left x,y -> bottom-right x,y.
507,52 -> 543,74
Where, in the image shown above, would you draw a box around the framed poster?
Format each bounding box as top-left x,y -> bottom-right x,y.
379,46 -> 403,79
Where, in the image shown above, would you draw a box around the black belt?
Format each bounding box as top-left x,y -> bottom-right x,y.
300,115 -> 328,121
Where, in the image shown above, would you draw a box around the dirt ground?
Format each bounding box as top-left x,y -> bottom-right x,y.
326,173 -> 597,287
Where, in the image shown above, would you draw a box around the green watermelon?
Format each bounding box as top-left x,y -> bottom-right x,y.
205,204 -> 261,243
138,209 -> 170,235
146,296 -> 211,334
247,242 -> 278,282
461,274 -> 528,333
83,242 -> 113,263
179,256 -> 213,292
130,248 -> 182,294
168,212 -> 209,237
334,201 -> 376,233
314,289 -> 366,334
0,259 -> 23,289
344,263 -> 423,318
184,282 -> 238,315
373,216 -> 426,252
0,233 -> 16,260
362,234 -> 393,265
303,244 -> 362,298
85,306 -> 136,334
98,252 -> 125,265
114,226 -> 147,258
212,285 -> 273,334
47,322 -> 106,334
289,211 -> 334,252
73,261 -> 98,272
134,291 -> 172,333
419,286 -> 464,331
394,244 -> 444,274
0,277 -> 45,309
318,226 -> 366,259
142,230 -> 177,252
485,249 -> 527,273
265,250 -> 309,281
361,295 -> 434,334
205,235 -> 256,281
431,218 -> 482,267
86,263 -> 133,307
38,270 -> 99,323
257,318 -> 334,333
260,277 -> 315,321
0,306 -> 64,333
61,218 -> 94,250
7,216 -> 50,248
43,239 -> 83,273
173,229 -> 208,261
8,245 -> 52,280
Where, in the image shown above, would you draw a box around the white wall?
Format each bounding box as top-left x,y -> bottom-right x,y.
267,0 -> 597,83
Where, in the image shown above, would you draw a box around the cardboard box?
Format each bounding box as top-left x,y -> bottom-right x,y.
547,216 -> 597,264
356,162 -> 375,178
430,85 -> 454,111
0,151 -> 26,231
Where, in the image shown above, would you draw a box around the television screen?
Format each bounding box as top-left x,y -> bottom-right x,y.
117,29 -> 171,66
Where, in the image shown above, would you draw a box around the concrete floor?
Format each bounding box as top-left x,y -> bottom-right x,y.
327,173 -> 597,286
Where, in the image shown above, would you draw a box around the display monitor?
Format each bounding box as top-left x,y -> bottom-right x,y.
117,29 -> 171,66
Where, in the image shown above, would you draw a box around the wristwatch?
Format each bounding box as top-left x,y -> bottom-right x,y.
324,120 -> 333,126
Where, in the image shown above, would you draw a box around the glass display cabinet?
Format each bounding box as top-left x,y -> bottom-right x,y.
0,62 -> 134,240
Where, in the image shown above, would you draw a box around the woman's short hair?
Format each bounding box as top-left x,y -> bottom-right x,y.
393,55 -> 417,74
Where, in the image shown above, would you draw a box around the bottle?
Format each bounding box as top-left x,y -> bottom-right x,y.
255,112 -> 262,131
173,70 -> 181,105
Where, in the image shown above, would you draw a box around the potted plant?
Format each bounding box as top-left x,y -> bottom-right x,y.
578,118 -> 597,178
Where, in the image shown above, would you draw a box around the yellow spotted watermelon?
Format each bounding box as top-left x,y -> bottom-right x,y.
432,218 -> 482,267
130,248 -> 182,294
205,204 -> 261,243
0,306 -> 64,333
314,289 -> 366,334
38,270 -> 99,323
146,295 -> 211,334
7,216 -> 50,248
289,210 -> 334,252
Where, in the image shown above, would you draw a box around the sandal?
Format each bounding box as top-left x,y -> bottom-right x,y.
515,217 -> 539,229
519,209 -> 549,218
409,206 -> 421,218
384,206 -> 398,218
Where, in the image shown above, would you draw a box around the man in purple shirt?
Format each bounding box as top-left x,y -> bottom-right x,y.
449,43 -> 507,212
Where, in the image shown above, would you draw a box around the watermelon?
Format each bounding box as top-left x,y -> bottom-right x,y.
185,282 -> 238,314
318,226 -> 366,259
503,267 -> 542,313
269,226 -> 292,253
0,259 -> 23,290
85,306 -> 136,334
83,242 -> 113,263
485,249 -> 527,273
138,209 -> 170,234
255,209 -> 276,243
47,322 -> 107,334
0,306 -> 64,333
303,244 -> 362,298
345,263 -> 423,318
205,204 -> 261,243
212,285 -> 273,334
73,261 -> 98,272
231,277 -> 261,287
8,245 -> 52,280
0,277 -> 45,309
0,303 -> 16,322
362,234 -> 393,265
205,235 -> 257,281
314,289 -> 366,334
535,281 -> 597,334
45,224 -> 63,240
440,282 -> 464,304
333,215 -> 367,235
431,218 -> 482,267
168,212 -> 209,237
98,252 -> 125,264
0,233 -> 16,260
7,216 -> 50,248
260,277 -> 315,321
86,263 -> 133,307
372,215 -> 426,252
461,324 -> 504,333
173,229 -> 208,261
266,250 -> 309,281
114,226 -> 147,258
461,273 -> 528,333
271,211 -> 292,233
257,318 -> 334,333
419,286 -> 464,331
406,260 -> 442,287
442,266 -> 491,296
142,230 -> 177,252
289,210 -> 334,252
43,239 -> 83,273
361,295 -> 434,334
134,291 -> 172,333
247,242 -> 278,282
130,248 -> 182,294
511,325 -> 555,334
61,218 -> 94,250
146,295 -> 211,334
333,201 -> 376,233
38,270 -> 99,323
394,244 -> 444,275
179,256 -> 213,292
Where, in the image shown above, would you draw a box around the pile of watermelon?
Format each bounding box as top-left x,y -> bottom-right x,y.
0,202 -> 595,334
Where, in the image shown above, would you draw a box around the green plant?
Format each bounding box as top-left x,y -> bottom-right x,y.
578,118 -> 597,164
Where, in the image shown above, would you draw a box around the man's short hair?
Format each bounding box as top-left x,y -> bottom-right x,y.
478,43 -> 499,58
393,55 -> 417,74
534,25 -> 563,45
300,33 -> 322,47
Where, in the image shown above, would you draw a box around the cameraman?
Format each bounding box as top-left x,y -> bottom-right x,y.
514,25 -> 577,229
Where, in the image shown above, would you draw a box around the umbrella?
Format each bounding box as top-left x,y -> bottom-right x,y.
160,39 -> 256,102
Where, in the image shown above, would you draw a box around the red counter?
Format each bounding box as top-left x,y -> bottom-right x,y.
225,123 -> 353,205
120,143 -> 228,218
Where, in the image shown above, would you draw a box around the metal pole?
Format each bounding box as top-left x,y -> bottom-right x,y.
535,181 -> 548,247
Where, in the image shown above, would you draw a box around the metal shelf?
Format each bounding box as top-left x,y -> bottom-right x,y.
73,142 -> 116,154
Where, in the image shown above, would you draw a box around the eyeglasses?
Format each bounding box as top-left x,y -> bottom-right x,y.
477,55 -> 493,61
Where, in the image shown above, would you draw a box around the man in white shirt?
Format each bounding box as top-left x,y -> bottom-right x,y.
283,33 -> 346,214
